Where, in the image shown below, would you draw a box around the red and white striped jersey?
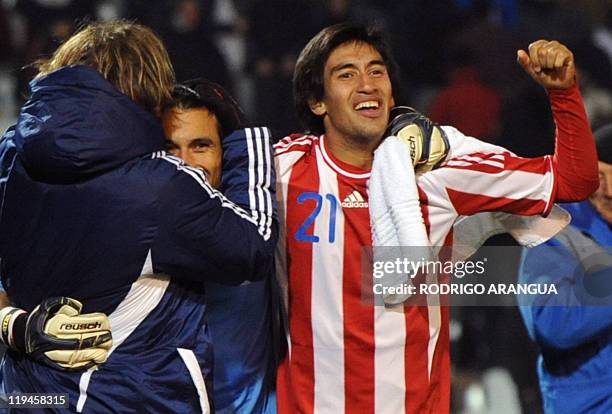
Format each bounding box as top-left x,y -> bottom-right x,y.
274,132 -> 555,414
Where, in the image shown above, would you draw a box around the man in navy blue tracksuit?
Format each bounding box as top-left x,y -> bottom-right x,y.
0,21 -> 276,413
162,79 -> 279,414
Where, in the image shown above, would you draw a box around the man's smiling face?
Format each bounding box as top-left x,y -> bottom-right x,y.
162,107 -> 223,189
311,41 -> 394,146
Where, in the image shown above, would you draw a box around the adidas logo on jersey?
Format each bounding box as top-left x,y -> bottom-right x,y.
341,190 -> 368,208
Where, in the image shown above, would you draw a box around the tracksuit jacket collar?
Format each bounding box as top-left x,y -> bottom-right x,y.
11,65 -> 165,182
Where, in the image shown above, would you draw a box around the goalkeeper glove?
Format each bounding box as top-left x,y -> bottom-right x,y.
0,297 -> 112,370
385,106 -> 450,172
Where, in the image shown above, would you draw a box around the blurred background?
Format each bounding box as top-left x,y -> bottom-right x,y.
0,0 -> 611,413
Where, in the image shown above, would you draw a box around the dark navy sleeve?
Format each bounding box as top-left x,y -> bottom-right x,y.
0,127 -> 17,201
518,243 -> 612,350
221,127 -> 277,228
152,127 -> 277,286
0,127 -> 17,273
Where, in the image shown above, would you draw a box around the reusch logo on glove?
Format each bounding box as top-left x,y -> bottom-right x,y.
406,133 -> 418,163
60,322 -> 103,331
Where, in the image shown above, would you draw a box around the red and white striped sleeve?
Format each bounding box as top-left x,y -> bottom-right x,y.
418,151 -> 556,219
419,82 -> 598,226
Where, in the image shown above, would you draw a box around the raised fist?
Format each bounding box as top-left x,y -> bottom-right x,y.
517,40 -> 576,90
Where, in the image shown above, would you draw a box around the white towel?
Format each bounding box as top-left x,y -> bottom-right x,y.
452,206 -> 570,262
369,136 -> 432,305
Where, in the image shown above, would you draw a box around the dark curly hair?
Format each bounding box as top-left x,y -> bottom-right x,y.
166,78 -> 247,138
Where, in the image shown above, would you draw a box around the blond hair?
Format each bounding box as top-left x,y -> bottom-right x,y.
37,20 -> 175,114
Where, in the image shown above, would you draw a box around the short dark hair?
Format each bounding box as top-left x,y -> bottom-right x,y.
293,23 -> 400,135
165,78 -> 247,138
594,123 -> 612,164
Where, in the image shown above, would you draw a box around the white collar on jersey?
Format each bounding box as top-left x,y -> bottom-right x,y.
319,135 -> 372,179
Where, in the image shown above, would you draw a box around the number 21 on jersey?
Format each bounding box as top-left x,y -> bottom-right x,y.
294,192 -> 338,243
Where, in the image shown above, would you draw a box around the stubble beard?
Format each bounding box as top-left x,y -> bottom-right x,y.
348,122 -> 386,149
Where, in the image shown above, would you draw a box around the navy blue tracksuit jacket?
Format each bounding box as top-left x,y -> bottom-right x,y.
0,65 -> 277,413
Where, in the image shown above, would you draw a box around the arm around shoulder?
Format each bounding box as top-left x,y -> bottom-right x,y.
152,128 -> 278,286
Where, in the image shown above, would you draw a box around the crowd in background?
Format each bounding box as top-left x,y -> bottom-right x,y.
0,1 -> 610,413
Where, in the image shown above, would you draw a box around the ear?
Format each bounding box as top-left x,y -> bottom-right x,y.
309,100 -> 326,116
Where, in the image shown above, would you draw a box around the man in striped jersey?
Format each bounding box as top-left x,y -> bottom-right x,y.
275,23 -> 599,413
